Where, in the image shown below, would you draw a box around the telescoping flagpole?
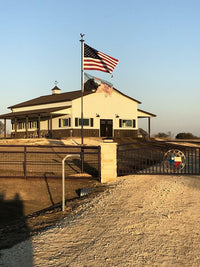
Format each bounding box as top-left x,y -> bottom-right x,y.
80,34 -> 85,173
80,33 -> 85,147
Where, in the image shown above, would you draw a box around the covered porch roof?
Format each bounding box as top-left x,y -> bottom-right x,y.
137,109 -> 156,118
137,109 -> 156,138
0,106 -> 71,119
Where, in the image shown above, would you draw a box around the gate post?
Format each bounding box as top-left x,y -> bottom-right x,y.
100,140 -> 117,183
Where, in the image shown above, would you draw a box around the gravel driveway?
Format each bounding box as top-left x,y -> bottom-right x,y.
1,175 -> 200,266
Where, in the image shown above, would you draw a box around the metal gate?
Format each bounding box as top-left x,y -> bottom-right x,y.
117,141 -> 200,176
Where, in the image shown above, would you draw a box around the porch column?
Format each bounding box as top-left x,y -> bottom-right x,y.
4,118 -> 6,138
50,114 -> 52,138
26,116 -> 28,138
38,114 -> 41,138
14,117 -> 17,138
148,117 -> 151,138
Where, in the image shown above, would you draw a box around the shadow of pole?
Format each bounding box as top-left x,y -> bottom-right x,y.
44,172 -> 55,206
0,193 -> 33,266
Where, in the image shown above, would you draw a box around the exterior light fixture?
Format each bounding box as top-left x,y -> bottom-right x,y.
115,114 -> 119,118
96,113 -> 100,117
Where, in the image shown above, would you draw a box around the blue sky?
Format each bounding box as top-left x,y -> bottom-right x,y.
1,0 -> 200,136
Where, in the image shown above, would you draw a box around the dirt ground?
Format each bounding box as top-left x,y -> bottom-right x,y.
0,137 -> 103,147
1,174 -> 200,266
0,137 -> 105,250
0,176 -> 106,250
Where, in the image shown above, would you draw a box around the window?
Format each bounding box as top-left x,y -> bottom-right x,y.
29,121 -> 37,129
17,122 -> 25,130
75,118 -> 93,127
123,120 -> 132,127
119,119 -> 136,128
79,118 -> 89,126
59,118 -> 71,128
122,120 -> 132,128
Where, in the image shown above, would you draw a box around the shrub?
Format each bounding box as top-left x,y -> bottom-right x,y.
176,132 -> 198,139
138,128 -> 148,137
155,132 -> 171,139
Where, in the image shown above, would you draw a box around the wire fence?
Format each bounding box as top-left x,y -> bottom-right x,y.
0,145 -> 101,180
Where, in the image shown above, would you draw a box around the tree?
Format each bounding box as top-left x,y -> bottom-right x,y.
154,132 -> 171,139
176,132 -> 198,139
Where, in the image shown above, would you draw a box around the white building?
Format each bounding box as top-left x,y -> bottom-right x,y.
0,85 -> 156,139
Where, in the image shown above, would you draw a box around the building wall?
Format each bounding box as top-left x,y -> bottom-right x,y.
11,128 -> 138,139
72,90 -> 138,130
51,129 -> 99,139
114,129 -> 138,138
10,89 -> 141,138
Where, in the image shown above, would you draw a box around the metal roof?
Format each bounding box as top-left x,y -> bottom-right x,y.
0,106 -> 71,119
137,108 -> 156,118
8,90 -> 94,109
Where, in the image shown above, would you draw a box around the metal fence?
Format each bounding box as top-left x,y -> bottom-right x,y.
0,145 -> 101,180
117,141 -> 200,176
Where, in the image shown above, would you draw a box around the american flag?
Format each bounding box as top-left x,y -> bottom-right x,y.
84,43 -> 119,75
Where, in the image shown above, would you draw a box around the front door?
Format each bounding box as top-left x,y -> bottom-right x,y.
100,119 -> 113,138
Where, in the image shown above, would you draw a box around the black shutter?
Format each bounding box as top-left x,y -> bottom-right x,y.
75,118 -> 78,127
119,119 -> 122,128
90,118 -> 93,127
133,119 -> 136,128
69,118 -> 71,127
59,119 -> 61,128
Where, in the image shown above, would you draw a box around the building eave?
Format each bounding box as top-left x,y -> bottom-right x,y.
137,108 -> 156,118
8,90 -> 94,109
0,106 -> 71,119
114,88 -> 141,104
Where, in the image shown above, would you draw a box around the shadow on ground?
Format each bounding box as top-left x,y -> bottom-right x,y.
0,193 -> 33,266
0,177 -> 107,255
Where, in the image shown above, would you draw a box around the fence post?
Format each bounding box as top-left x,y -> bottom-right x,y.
24,146 -> 27,179
199,148 -> 200,174
98,146 -> 101,181
100,141 -> 117,183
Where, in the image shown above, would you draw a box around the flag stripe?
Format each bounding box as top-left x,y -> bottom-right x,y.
84,63 -> 113,72
98,54 -> 118,68
84,58 -> 116,71
84,67 -> 111,73
84,43 -> 119,74
98,52 -> 119,65
84,64 -> 114,72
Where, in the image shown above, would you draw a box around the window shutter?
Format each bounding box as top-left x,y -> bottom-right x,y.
132,119 -> 136,128
90,118 -> 93,127
69,118 -> 71,127
59,119 -> 61,128
119,119 -> 122,128
75,118 -> 78,127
